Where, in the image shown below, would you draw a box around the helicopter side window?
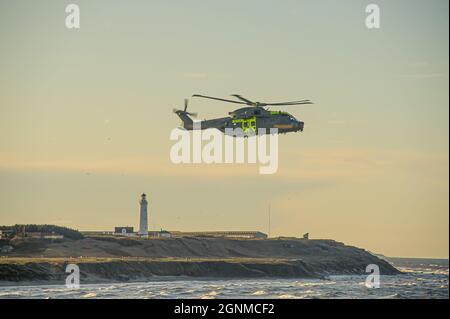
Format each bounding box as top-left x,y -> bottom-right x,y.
243,121 -> 248,128
254,110 -> 261,115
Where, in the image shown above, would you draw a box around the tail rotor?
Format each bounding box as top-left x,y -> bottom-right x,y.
173,98 -> 196,129
173,99 -> 197,117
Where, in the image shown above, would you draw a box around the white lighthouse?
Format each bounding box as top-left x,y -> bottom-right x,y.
138,193 -> 148,236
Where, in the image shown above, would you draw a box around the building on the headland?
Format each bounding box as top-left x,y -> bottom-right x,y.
25,232 -> 43,239
148,229 -> 172,239
80,194 -> 269,241
114,227 -> 136,237
42,233 -> 64,240
170,231 -> 268,239
81,231 -> 113,237
19,232 -> 64,240
138,193 -> 149,236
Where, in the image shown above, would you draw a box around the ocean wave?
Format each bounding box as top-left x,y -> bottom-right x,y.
0,263 -> 448,299
251,290 -> 267,296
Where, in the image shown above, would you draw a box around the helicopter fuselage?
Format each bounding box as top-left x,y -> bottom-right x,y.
174,94 -> 311,136
180,106 -> 304,136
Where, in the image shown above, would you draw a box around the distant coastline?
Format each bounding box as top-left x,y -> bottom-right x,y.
0,234 -> 402,286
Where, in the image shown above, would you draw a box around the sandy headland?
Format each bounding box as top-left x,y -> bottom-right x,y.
0,237 -> 400,285
0,236 -> 401,285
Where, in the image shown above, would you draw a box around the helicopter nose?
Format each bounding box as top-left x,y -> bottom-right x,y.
296,121 -> 304,132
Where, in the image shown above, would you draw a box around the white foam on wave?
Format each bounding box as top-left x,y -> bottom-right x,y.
251,290 -> 267,296
278,294 -> 297,299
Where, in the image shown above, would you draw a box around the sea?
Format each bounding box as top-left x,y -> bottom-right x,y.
0,258 -> 448,299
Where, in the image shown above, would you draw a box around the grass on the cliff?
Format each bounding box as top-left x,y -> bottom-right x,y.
0,256 -> 296,265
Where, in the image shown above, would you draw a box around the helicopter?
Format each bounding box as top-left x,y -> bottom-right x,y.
173,94 -> 313,136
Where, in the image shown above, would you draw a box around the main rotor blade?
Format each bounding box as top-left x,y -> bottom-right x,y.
263,101 -> 313,106
263,99 -> 311,105
192,94 -> 247,105
230,94 -> 254,104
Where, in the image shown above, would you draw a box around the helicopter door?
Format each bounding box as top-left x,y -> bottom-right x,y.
242,121 -> 249,132
250,118 -> 256,132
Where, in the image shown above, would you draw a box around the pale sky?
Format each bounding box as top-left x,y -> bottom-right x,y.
0,0 -> 448,258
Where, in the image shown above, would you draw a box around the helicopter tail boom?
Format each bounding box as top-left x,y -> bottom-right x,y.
173,99 -> 197,130
173,109 -> 194,130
